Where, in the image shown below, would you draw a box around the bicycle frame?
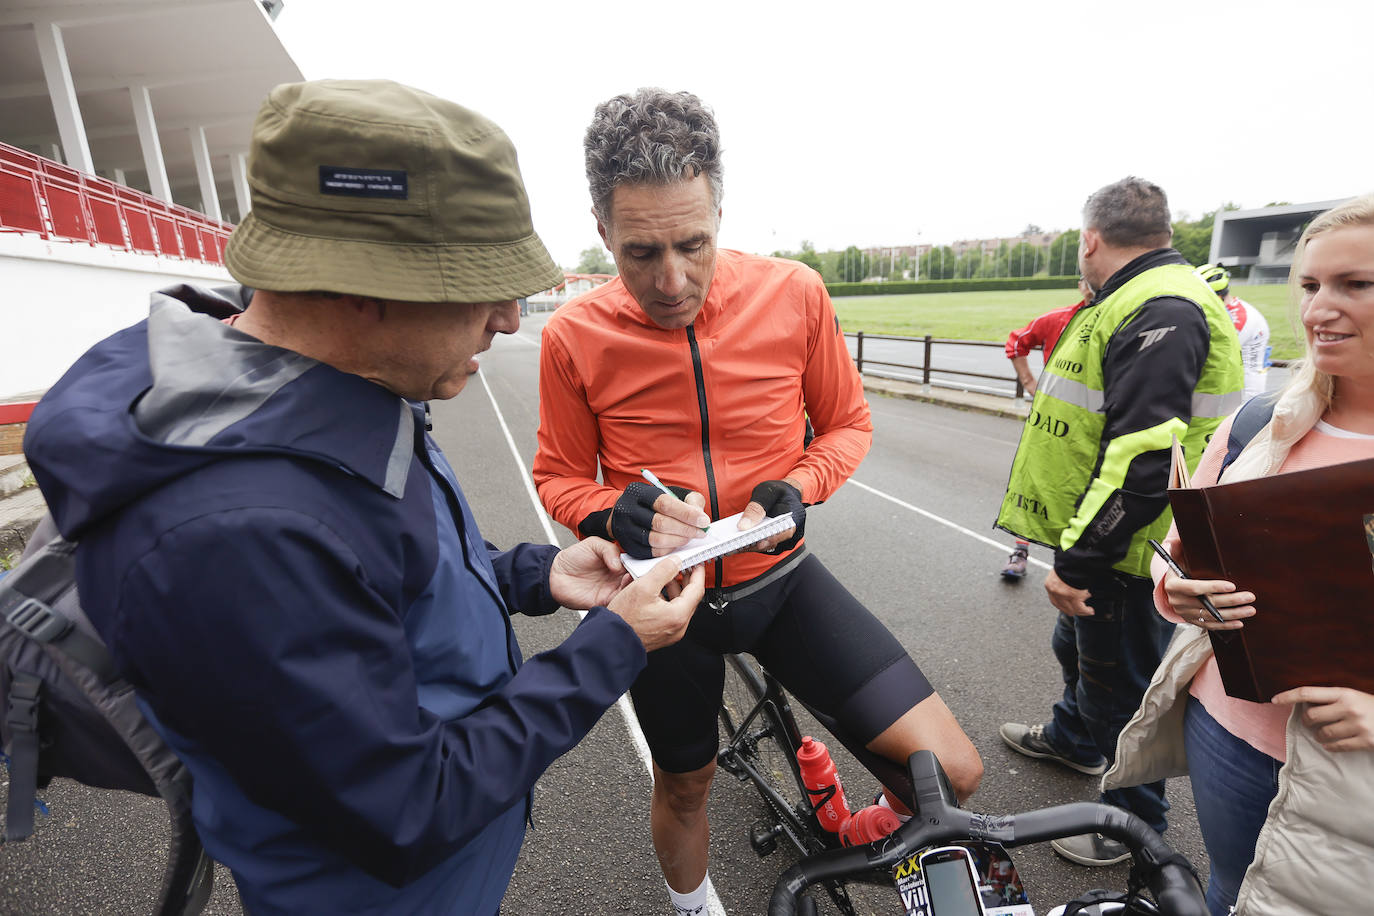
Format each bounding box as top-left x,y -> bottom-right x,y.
717,654 -> 918,915
717,655 -> 823,857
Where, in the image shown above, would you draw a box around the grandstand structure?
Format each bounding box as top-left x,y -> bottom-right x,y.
1210,199 -> 1354,283
0,0 -> 303,401
0,0 -> 582,406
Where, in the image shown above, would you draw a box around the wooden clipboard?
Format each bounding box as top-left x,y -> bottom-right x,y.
1167,451 -> 1374,701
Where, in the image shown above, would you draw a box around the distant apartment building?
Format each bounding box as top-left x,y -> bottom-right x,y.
862,229 -> 1065,279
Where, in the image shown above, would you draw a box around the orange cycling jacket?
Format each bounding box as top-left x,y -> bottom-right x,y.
534,249 -> 873,589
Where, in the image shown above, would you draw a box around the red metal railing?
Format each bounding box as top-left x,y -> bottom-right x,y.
0,403 -> 37,426
0,140 -> 232,264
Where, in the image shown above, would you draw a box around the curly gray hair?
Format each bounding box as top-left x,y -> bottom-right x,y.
584,88 -> 723,223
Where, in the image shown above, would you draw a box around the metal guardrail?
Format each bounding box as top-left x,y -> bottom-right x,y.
846,331 -> 1292,401
848,331 -> 1031,398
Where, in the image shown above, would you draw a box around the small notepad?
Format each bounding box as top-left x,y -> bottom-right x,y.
620,511 -> 797,579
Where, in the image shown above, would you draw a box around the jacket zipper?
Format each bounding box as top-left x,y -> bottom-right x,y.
685,326 -> 723,592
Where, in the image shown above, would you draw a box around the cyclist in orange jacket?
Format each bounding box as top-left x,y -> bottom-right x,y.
533,88 -> 983,916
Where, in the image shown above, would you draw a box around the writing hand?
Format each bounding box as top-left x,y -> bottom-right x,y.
1272,686 -> 1374,753
610,482 -> 710,560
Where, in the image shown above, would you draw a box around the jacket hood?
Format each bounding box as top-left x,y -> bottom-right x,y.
25,283 -> 416,540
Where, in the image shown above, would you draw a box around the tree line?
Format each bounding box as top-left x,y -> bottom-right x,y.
769,208 -> 1234,283
568,206 -> 1238,283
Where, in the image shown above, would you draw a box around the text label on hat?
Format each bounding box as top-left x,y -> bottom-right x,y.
319,166 -> 408,199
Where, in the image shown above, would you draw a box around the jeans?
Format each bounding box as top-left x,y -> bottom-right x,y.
1042,571 -> 1174,832
1184,695 -> 1280,916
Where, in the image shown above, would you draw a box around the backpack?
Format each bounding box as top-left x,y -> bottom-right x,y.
1219,390 -> 1282,477
0,514 -> 213,915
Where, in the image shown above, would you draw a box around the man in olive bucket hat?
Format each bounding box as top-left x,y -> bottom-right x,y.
23,79 -> 704,915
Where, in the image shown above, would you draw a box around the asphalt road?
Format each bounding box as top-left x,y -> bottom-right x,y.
0,311 -> 1210,915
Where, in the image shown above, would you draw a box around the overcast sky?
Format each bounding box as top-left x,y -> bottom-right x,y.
272,0 -> 1371,270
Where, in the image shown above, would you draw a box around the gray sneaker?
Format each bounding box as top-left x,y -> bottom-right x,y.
999,722 -> 1107,776
1050,832 -> 1131,866
1000,545 -> 1029,579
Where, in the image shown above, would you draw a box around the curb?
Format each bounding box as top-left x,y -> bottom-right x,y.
862,377 -> 1030,421
0,487 -> 45,564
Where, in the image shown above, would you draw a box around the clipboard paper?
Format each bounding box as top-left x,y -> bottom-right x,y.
620,511 -> 797,579
1167,454 -> 1374,701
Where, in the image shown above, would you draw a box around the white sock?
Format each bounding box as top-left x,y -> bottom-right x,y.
877,791 -> 911,822
667,872 -> 711,915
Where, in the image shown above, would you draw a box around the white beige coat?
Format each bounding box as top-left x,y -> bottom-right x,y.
1104,385 -> 1374,915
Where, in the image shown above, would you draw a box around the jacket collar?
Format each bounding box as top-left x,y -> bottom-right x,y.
135,291 -> 416,498
1092,248 -> 1188,304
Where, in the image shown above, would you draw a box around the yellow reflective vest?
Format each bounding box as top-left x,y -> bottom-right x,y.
996,258 -> 1242,579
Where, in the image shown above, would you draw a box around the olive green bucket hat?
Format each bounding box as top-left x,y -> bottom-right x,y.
225,79 -> 563,303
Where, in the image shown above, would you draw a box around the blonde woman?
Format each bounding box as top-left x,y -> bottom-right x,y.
1107,193 -> 1374,915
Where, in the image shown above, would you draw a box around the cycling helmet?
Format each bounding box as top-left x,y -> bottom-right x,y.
1194,263 -> 1230,298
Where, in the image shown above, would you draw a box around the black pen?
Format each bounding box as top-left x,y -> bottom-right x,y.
1146,539 -> 1226,624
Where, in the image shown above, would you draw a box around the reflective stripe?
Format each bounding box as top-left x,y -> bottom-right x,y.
1193,389 -> 1243,420
1038,373 -> 1104,413
1062,419 -> 1187,547
383,401 -> 415,498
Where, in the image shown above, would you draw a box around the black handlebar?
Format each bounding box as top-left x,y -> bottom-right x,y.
768,750 -> 1205,916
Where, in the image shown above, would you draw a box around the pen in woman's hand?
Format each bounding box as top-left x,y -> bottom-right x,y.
1147,538 -> 1226,624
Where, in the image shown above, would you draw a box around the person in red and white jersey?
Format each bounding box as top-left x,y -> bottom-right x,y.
1197,263 -> 1271,400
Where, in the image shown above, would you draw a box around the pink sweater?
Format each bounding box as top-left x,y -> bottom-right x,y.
1154,415 -> 1374,762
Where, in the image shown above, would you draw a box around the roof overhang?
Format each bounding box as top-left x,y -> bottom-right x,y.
0,0 -> 303,210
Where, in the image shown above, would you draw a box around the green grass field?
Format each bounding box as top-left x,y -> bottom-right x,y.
833,283 -> 1304,360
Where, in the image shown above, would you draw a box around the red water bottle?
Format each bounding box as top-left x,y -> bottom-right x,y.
796,736 -> 851,831
838,803 -> 902,846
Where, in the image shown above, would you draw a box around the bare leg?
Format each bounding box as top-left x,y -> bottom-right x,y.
650,759 -> 717,892
868,691 -> 984,814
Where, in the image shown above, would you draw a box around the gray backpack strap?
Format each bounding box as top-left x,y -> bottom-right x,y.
3,671 -> 41,842
1,535 -> 116,679
1220,390 -> 1281,476
1,526 -> 88,845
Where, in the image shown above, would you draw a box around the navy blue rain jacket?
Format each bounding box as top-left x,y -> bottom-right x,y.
23,285 -> 647,915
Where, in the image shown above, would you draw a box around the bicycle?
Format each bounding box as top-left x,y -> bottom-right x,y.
716,654 -> 1206,916
770,749 -> 1206,916
716,652 -> 914,915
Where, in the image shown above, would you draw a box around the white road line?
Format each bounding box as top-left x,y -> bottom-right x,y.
846,478 -> 1053,571
479,372 -> 727,916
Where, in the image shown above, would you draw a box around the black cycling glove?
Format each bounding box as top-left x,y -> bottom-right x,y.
748,479 -> 806,554
577,482 -> 695,560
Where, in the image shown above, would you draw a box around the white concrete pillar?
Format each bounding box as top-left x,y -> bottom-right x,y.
113,167 -> 127,185
231,152 -> 251,222
49,143 -> 64,164
189,126 -> 221,221
130,84 -> 173,203
33,20 -> 94,174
